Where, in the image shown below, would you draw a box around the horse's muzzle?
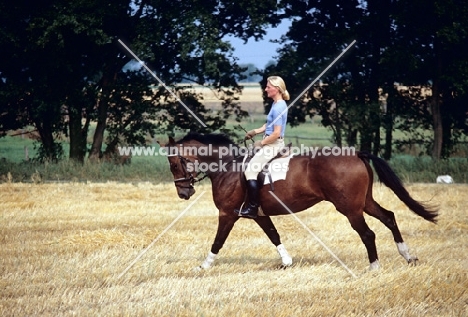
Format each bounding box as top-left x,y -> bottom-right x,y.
178,186 -> 196,200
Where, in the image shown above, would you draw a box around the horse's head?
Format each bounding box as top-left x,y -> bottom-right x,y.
161,132 -> 238,200
161,136 -> 197,200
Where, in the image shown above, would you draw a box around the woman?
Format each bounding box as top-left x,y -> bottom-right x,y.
234,76 -> 290,219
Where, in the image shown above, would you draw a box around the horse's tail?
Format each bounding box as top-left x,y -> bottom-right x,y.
358,151 -> 438,223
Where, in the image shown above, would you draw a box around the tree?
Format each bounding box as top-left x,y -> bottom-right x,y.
239,63 -> 262,82
0,0 -> 281,162
263,0 -> 468,159
264,0 -> 389,154
393,0 -> 468,158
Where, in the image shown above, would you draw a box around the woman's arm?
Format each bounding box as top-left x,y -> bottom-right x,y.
255,124 -> 266,134
245,124 -> 266,140
261,125 -> 282,145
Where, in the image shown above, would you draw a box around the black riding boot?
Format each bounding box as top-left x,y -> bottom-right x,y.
234,180 -> 259,219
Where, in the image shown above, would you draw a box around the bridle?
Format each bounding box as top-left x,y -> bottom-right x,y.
167,152 -> 208,189
166,141 -> 248,188
168,153 -> 194,189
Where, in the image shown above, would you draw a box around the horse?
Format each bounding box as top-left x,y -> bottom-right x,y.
161,132 -> 438,271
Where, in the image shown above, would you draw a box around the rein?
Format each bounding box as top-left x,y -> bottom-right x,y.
167,146 -> 246,188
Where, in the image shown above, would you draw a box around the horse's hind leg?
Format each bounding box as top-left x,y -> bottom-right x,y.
344,213 -> 380,270
199,213 -> 239,270
364,198 -> 418,265
254,216 -> 292,267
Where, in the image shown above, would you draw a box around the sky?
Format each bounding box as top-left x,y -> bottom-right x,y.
123,20 -> 292,72
224,19 -> 291,68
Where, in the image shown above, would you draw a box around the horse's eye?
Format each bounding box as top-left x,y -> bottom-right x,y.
171,163 -> 178,170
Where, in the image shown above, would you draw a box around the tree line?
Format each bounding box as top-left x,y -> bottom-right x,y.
1,0 -> 467,162
265,0 -> 468,159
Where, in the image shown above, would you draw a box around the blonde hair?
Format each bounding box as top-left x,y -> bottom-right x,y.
267,76 -> 290,101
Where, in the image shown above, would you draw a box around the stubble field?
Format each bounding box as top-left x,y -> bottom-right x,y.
1,182 -> 467,316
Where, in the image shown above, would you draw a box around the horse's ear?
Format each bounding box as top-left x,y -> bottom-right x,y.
168,136 -> 176,145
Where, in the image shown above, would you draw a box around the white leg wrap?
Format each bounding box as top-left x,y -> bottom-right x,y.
396,242 -> 418,264
200,252 -> 217,269
276,244 -> 293,267
369,260 -> 380,270
396,242 -> 411,261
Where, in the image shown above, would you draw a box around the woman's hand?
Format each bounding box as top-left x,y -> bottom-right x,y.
253,140 -> 263,149
244,129 -> 257,140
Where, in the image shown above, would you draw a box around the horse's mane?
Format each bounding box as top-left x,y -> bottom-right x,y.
178,132 -> 237,147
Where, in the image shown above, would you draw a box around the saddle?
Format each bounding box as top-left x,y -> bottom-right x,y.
238,143 -> 293,217
244,142 -> 293,191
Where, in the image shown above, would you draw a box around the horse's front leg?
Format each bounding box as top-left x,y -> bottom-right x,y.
199,212 -> 239,270
254,216 -> 293,267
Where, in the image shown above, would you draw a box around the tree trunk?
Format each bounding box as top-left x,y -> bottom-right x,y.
382,106 -> 393,160
359,115 -> 373,152
346,129 -> 358,147
372,110 -> 381,156
34,117 -> 59,162
430,88 -> 443,159
431,41 -> 443,159
88,100 -> 108,161
333,103 -> 342,147
68,104 -> 87,163
441,110 -> 453,158
383,114 -> 393,160
367,0 -> 391,156
382,84 -> 394,160
88,73 -> 113,162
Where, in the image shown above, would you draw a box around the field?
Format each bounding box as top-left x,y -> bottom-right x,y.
1,182 -> 467,316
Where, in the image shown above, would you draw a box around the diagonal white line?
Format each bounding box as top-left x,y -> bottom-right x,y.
268,191 -> 357,278
118,39 -> 207,128
116,190 -> 207,280
269,40 -> 356,127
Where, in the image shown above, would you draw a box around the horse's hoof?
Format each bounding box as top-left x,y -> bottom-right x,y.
281,258 -> 293,267
369,260 -> 380,271
408,257 -> 419,266
279,260 -> 293,269
193,266 -> 204,272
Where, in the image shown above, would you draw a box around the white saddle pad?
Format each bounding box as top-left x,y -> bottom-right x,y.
262,154 -> 294,185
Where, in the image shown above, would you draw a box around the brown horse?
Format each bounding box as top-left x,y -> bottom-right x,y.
162,132 -> 437,271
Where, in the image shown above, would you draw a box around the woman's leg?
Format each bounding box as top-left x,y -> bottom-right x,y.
236,141 -> 284,218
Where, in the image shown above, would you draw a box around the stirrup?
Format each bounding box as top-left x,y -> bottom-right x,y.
234,204 -> 258,219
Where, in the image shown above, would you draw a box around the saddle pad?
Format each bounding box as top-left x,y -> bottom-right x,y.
263,154 -> 294,185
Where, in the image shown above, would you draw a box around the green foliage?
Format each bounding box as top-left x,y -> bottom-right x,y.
262,0 -> 468,158
33,140 -> 64,163
2,0 -> 468,161
0,155 -> 173,184
239,64 -> 262,82
388,156 -> 468,183
0,0 -> 278,161
1,119 -> 466,183
1,152 -> 466,184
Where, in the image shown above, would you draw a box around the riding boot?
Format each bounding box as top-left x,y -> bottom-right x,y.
234,179 -> 260,219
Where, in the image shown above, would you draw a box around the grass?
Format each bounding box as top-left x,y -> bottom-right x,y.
0,135 -> 37,163
0,115 -> 333,163
1,182 -> 467,316
1,116 -> 467,183
233,115 -> 334,147
0,154 -> 173,183
389,156 -> 468,183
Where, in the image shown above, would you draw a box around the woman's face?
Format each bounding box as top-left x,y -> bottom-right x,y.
265,81 -> 280,99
